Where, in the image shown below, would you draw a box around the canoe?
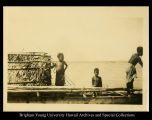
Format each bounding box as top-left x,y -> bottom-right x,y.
7,86 -> 142,104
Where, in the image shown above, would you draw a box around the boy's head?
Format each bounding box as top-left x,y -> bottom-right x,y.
137,46 -> 143,56
57,53 -> 64,61
94,68 -> 99,76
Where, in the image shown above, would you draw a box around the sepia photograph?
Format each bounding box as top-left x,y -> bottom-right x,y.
3,6 -> 149,111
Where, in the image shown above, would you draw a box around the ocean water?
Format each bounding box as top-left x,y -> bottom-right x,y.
52,61 -> 142,89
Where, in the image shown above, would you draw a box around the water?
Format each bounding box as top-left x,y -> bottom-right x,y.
52,61 -> 142,89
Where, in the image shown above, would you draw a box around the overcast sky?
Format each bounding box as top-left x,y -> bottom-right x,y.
4,7 -> 148,61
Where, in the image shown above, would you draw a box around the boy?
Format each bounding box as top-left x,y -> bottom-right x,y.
53,53 -> 68,86
126,46 -> 143,95
92,68 -> 102,97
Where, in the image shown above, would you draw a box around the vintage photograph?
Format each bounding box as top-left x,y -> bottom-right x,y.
3,7 -> 149,111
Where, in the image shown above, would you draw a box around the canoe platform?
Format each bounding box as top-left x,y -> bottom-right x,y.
7,86 -> 142,104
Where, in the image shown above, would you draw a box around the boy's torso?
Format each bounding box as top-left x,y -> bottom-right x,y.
56,61 -> 65,72
92,76 -> 102,87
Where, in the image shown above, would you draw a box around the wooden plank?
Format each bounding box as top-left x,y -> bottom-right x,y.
113,91 -> 126,96
7,86 -> 142,91
8,86 -> 103,90
7,86 -> 142,93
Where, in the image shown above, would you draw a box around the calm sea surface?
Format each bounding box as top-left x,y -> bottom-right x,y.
51,61 -> 142,89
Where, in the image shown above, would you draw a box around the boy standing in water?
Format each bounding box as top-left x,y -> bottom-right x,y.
126,46 -> 143,95
92,68 -> 102,97
53,53 -> 68,86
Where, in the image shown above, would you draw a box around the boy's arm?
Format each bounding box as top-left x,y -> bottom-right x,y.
92,77 -> 96,87
99,77 -> 102,87
51,62 -> 56,68
138,57 -> 143,67
64,61 -> 68,71
92,78 -> 94,86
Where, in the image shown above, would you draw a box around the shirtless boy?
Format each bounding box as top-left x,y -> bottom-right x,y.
53,53 -> 68,86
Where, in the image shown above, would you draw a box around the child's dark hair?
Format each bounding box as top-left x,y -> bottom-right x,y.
57,53 -> 64,58
137,46 -> 143,53
94,68 -> 99,72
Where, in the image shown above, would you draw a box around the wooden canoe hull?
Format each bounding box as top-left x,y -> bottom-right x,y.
7,86 -> 142,104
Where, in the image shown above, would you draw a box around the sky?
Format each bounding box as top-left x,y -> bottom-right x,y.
4,7 -> 148,61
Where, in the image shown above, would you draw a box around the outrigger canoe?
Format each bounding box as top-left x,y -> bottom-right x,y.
7,86 -> 142,104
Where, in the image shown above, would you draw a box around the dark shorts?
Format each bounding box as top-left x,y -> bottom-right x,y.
126,81 -> 133,89
55,72 -> 65,86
